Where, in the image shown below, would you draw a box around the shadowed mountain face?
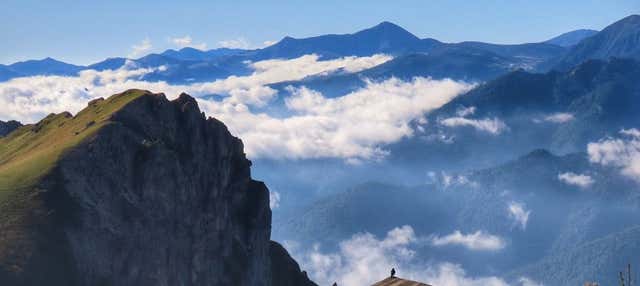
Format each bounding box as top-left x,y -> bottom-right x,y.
377,58 -> 640,171
253,21 -> 439,60
8,57 -> 85,77
268,48 -> 521,98
1,20 -> 570,83
555,15 -> 640,69
0,90 -> 316,286
544,29 -> 599,47
0,65 -> 21,82
274,149 -> 640,285
160,47 -> 247,61
5,15 -> 640,85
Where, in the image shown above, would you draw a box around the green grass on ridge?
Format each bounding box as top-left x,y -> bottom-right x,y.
0,89 -> 151,202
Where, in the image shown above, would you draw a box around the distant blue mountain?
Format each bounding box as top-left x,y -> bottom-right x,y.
161,47 -> 247,61
0,120 -> 22,137
87,57 -> 128,71
8,57 -> 85,76
544,29 -> 598,47
274,148 -> 639,283
360,46 -> 523,80
87,54 -> 245,84
0,65 -> 21,82
253,21 -> 441,60
555,14 -> 640,69
5,16 -> 640,84
269,47 -> 525,98
454,41 -> 566,64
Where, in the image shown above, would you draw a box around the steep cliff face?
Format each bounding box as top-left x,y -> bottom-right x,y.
0,90 -> 315,286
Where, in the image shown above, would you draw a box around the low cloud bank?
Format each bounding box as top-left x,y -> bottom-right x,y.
440,117 -> 507,135
285,226 -> 538,286
431,230 -> 506,251
588,128 -> 640,182
558,172 -> 594,188
0,54 -> 474,161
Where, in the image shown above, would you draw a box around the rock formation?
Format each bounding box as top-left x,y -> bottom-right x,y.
0,89 -> 316,286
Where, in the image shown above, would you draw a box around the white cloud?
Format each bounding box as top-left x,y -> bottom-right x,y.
534,112 -> 574,124
286,226 -> 531,286
218,37 -> 252,49
129,38 -> 153,58
518,277 -> 544,286
215,77 -> 469,160
195,54 -> 392,107
439,172 -> 475,188
440,117 -> 507,135
431,230 -> 506,251
0,54 -> 474,161
0,54 -> 389,123
588,128 -> 640,182
169,35 -> 207,50
558,172 -> 594,188
269,191 -> 281,209
621,128 -> 640,137
508,201 -> 530,230
456,106 -> 476,117
0,65 -> 168,123
262,40 -> 277,47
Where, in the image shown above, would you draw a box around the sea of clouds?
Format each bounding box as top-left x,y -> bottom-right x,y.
0,54 -> 473,161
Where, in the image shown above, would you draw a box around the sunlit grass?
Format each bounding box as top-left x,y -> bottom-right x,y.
0,89 -> 151,202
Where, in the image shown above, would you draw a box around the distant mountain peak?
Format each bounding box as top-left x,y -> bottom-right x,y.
554,14 -> 640,70
371,21 -> 404,30
524,149 -> 555,159
603,13 -> 640,31
544,29 -> 598,47
358,21 -> 418,39
619,14 -> 640,23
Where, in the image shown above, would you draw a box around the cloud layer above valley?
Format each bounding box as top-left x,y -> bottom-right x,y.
0,54 -> 473,161
431,230 -> 506,251
558,172 -> 594,188
286,226 -> 536,286
588,129 -> 640,182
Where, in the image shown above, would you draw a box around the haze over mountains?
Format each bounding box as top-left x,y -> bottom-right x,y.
1,13 -> 640,286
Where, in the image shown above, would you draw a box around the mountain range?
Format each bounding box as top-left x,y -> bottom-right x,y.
0,90 -> 316,286
8,16 -> 640,84
2,13 -> 640,286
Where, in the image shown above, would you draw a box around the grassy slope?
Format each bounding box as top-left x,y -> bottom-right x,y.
0,89 -> 154,283
0,89 -> 150,201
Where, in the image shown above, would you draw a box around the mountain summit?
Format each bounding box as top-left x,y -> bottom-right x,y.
255,21 -> 438,59
544,29 -> 598,47
555,14 -> 640,69
0,90 -> 316,286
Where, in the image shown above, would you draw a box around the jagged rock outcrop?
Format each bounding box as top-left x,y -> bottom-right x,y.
0,89 -> 316,286
270,241 -> 316,286
0,120 -> 21,136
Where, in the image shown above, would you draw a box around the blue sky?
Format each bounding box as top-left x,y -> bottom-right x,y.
2,0 -> 638,65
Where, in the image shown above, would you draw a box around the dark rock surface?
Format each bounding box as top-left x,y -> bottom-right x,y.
270,241 -> 318,286
555,15 -> 640,70
0,90 -> 315,286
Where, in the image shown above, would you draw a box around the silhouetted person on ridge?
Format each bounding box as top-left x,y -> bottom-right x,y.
332,283 -> 337,286
390,268 -> 396,278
